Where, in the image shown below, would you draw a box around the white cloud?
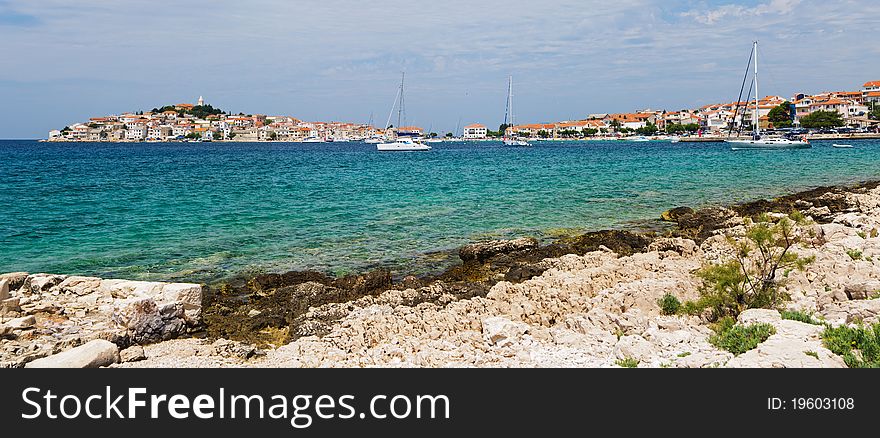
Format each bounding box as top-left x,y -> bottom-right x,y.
681,0 -> 802,24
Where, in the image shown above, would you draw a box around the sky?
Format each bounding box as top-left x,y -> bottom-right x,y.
0,0 -> 878,138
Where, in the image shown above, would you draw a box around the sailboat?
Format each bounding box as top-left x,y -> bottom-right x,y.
424,123 -> 442,143
377,72 -> 431,151
363,113 -> 383,143
502,76 -> 531,147
726,41 -> 810,150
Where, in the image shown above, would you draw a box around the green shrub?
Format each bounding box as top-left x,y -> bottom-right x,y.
709,322 -> 776,355
857,231 -> 867,239
821,323 -> 880,368
804,351 -> 819,359
677,351 -> 691,358
846,249 -> 863,261
615,357 -> 639,368
781,310 -> 822,325
658,293 -> 682,315
692,214 -> 815,319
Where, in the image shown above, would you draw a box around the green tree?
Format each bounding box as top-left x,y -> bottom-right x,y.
444,132 -> 453,138
537,130 -> 551,138
767,102 -> 793,128
268,132 -> 278,141
185,132 -> 201,140
870,104 -> 880,121
609,119 -> 622,131
583,128 -> 598,136
498,123 -> 510,135
799,110 -> 844,129
635,122 -> 658,136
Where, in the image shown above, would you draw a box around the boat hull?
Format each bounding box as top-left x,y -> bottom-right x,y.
377,142 -> 432,151
726,139 -> 811,150
503,139 -> 531,147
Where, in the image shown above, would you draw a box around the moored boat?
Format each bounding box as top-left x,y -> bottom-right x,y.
377,137 -> 431,151
501,75 -> 531,147
377,73 -> 431,152
725,41 -> 810,150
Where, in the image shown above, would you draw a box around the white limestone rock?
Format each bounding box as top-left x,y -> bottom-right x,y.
120,345 -> 146,363
25,340 -> 119,368
0,279 -> 9,300
482,316 -> 529,347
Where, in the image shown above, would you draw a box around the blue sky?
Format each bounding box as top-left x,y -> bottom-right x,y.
0,0 -> 878,138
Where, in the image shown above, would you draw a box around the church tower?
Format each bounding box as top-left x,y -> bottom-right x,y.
197,96 -> 204,106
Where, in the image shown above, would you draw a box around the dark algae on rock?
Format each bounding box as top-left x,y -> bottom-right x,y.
202,230 -> 657,346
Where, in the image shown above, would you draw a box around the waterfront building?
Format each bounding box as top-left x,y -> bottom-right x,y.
462,123 -> 488,139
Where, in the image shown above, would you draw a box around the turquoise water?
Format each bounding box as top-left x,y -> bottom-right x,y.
2,139 -> 879,282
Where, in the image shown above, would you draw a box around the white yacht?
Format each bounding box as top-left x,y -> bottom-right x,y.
377,137 -> 432,151
302,136 -> 324,143
377,72 -> 431,151
502,75 -> 531,147
726,41 -> 810,150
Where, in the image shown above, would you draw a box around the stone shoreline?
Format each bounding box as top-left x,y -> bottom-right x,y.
4,180 -> 880,367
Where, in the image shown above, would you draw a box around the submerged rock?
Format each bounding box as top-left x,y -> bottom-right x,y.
660,206 -> 694,222
459,237 -> 540,263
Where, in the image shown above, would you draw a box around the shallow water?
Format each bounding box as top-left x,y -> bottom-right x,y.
1,139 -> 878,281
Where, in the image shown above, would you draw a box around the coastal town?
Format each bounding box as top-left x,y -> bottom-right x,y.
47,81 -> 880,143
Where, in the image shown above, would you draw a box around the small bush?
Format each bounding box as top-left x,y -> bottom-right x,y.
615,357 -> 639,368
693,214 -> 815,320
804,351 -> 819,359
857,231 -> 867,239
658,293 -> 681,315
709,315 -> 737,336
821,323 -> 880,368
846,249 -> 863,261
709,322 -> 776,355
781,310 -> 822,325
677,351 -> 691,358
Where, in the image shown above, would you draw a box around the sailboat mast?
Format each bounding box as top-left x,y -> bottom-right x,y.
753,41 -> 759,136
397,72 -> 406,130
509,76 -> 515,127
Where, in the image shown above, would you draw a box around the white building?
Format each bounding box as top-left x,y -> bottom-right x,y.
126,125 -> 147,141
864,81 -> 880,105
462,123 -> 488,139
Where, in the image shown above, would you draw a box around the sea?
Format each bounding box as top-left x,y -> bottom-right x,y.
2,139 -> 878,282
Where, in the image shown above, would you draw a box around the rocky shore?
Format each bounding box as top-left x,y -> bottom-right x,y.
4,181 -> 880,368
